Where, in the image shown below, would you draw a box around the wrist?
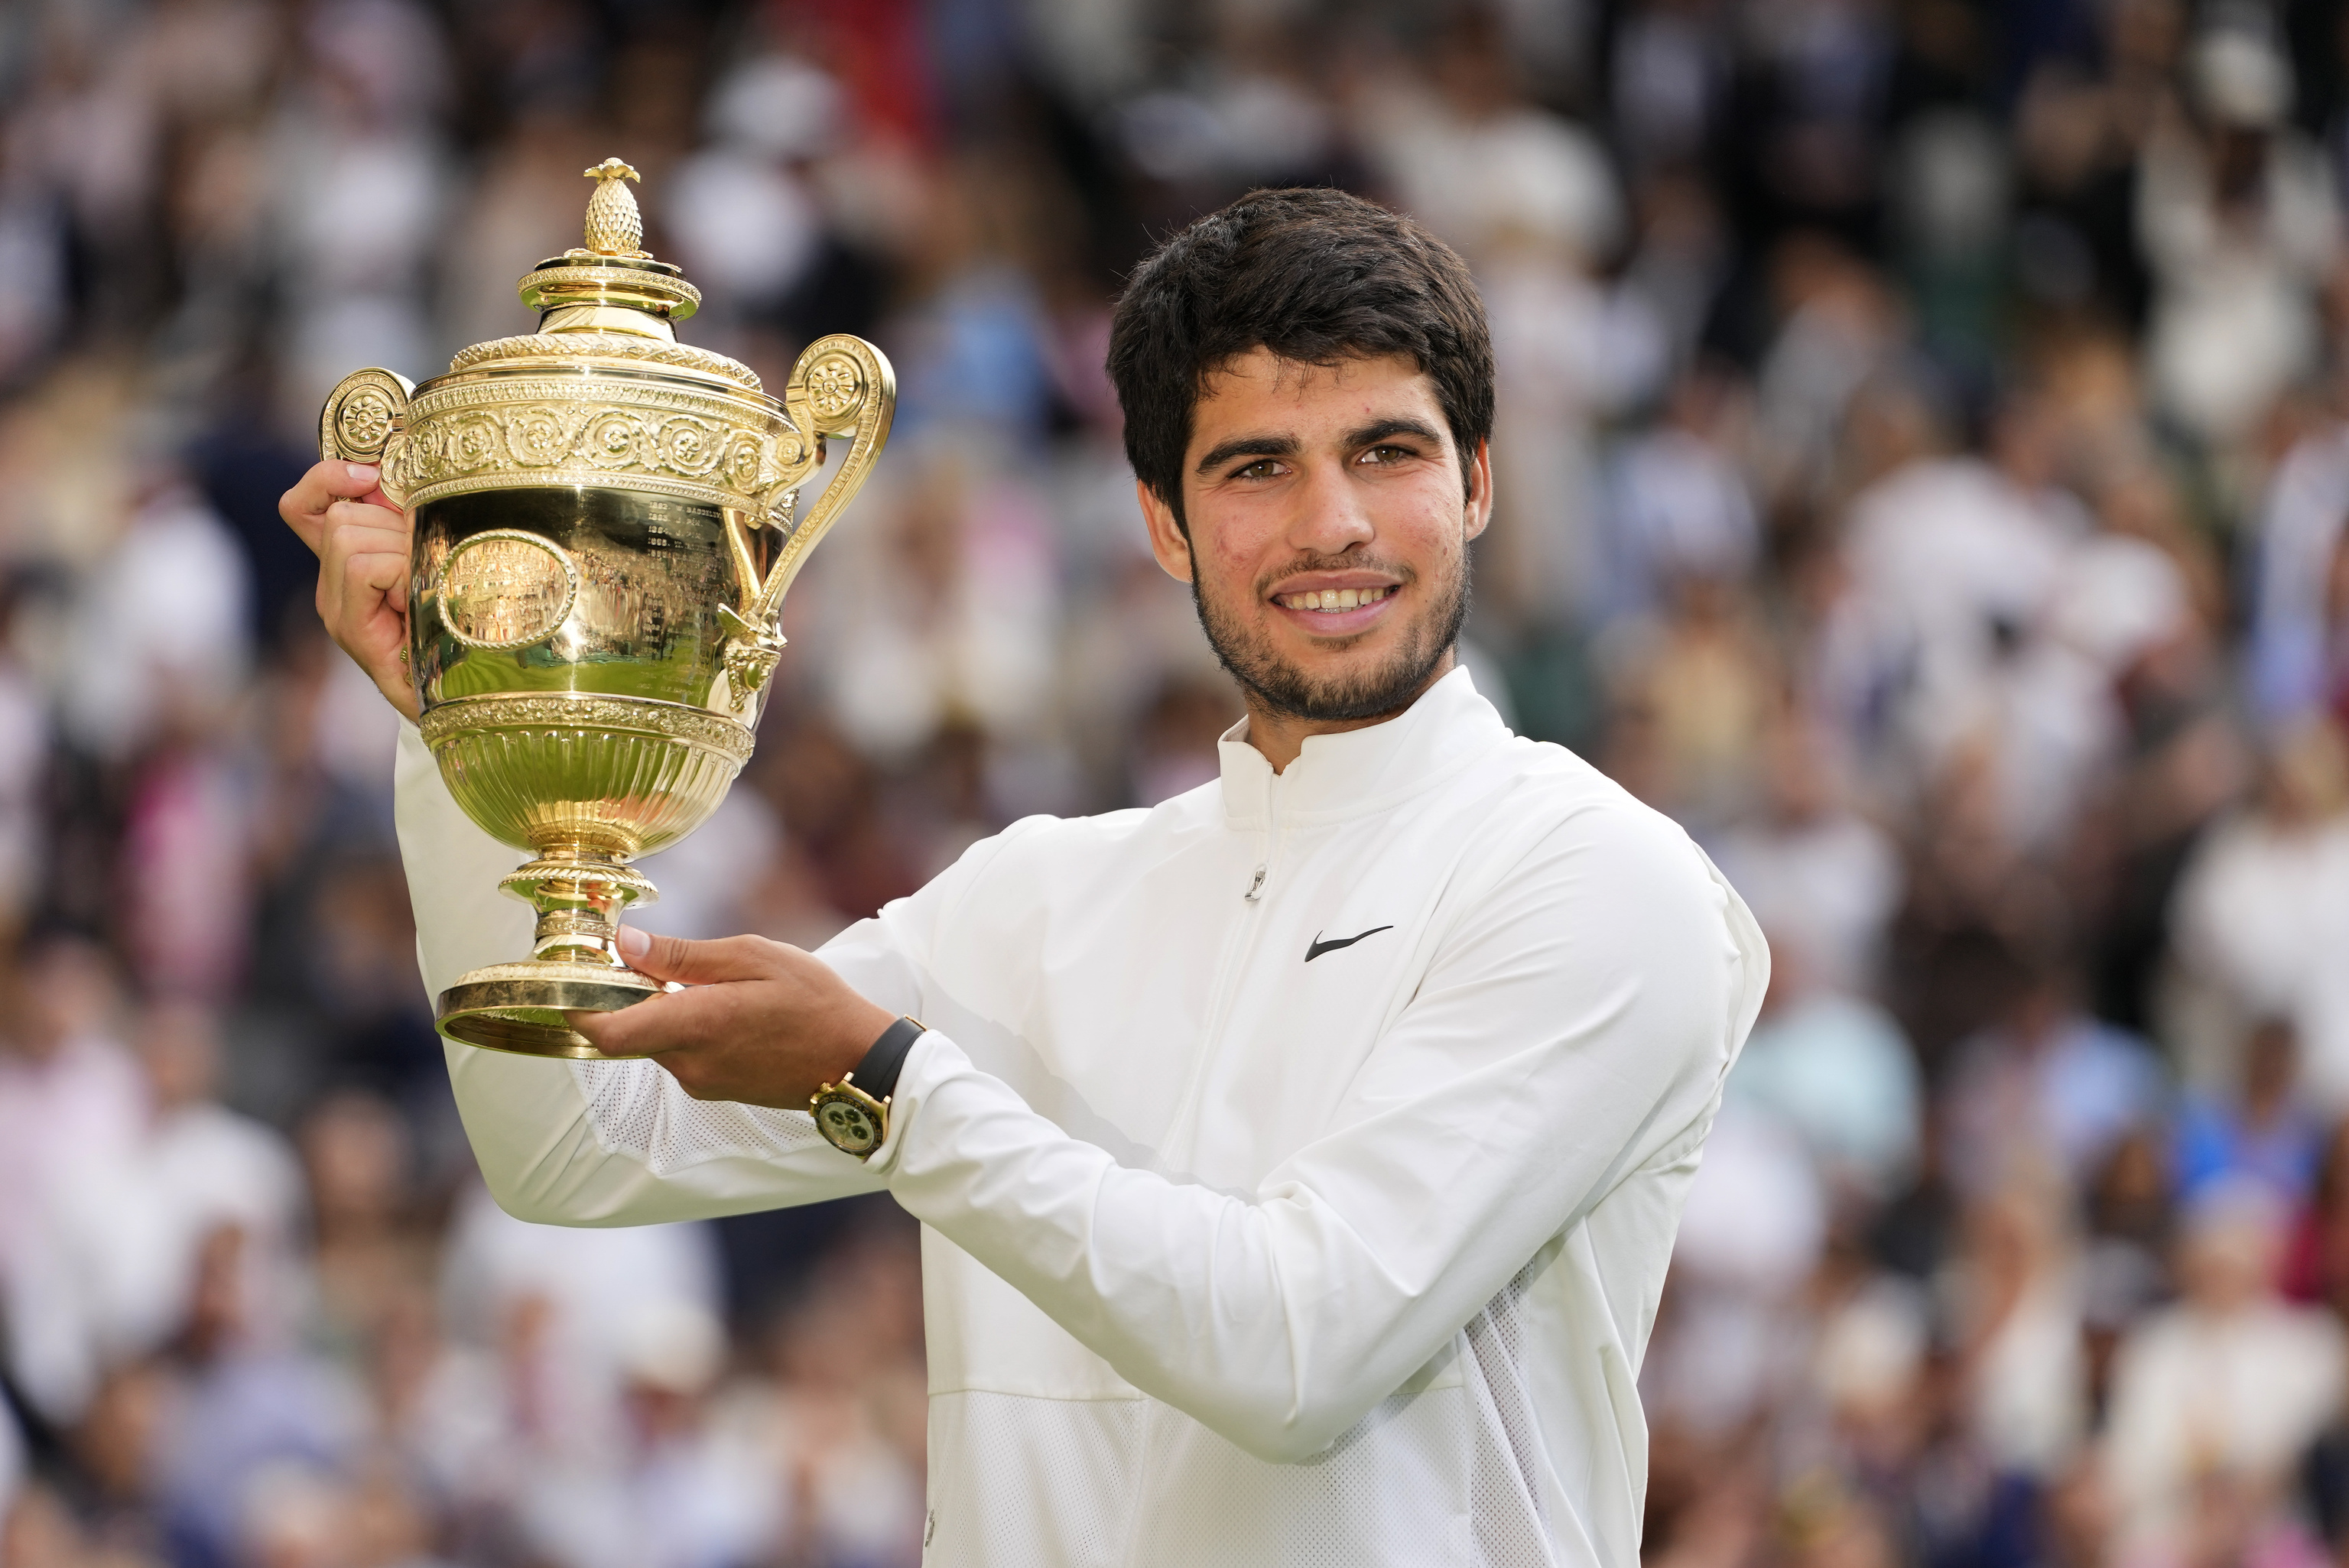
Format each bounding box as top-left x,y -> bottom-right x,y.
833,998 -> 897,1080
809,1013 -> 927,1161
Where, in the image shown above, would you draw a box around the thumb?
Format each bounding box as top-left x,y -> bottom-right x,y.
614,926 -> 781,985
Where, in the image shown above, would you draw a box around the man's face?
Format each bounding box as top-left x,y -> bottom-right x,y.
1138,349 -> 1490,722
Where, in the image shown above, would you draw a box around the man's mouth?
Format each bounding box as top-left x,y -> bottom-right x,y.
1272,585 -> 1396,612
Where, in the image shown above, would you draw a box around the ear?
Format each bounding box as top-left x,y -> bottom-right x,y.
1137,479 -> 1194,583
1462,437 -> 1493,543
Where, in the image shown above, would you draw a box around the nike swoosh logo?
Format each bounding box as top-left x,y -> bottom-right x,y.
1305,926 -> 1394,962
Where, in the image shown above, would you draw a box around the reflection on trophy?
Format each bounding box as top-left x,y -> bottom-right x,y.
318,157 -> 894,1060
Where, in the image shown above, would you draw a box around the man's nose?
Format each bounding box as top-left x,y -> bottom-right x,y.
1285,457 -> 1376,555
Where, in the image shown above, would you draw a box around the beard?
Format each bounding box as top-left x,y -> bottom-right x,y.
1189,546 -> 1470,722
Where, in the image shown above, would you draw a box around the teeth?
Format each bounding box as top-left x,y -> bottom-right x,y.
1278,586 -> 1390,611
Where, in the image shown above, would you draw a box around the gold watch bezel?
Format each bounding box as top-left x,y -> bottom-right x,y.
809,1071 -> 890,1161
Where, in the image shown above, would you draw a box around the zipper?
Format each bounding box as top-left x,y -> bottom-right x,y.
1119,800 -> 1278,1568
1162,787 -> 1282,1166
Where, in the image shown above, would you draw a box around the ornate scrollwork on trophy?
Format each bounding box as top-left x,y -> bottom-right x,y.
418,693 -> 755,764
720,635 -> 786,712
447,333 -> 760,389
386,383 -> 814,511
319,368 -> 415,465
801,352 -> 866,420
716,596 -> 788,712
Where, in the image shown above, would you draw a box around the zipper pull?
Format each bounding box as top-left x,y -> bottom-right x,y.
1244,864 -> 1267,902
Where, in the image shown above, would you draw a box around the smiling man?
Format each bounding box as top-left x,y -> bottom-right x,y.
287,187 -> 1765,1566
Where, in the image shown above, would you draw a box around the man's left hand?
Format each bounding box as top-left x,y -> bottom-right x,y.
570,928 -> 897,1109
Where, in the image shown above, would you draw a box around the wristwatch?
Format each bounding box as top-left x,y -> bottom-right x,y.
810,1015 -> 926,1160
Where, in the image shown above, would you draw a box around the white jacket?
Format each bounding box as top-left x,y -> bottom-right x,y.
395,668 -> 1767,1567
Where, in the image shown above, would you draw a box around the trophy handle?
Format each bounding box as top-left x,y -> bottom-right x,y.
318,368 -> 417,503
717,335 -> 895,710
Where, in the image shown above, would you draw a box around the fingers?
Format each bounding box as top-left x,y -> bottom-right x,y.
319,521 -> 411,643
616,929 -> 796,987
281,459 -> 395,555
335,531 -> 411,612
567,979 -> 751,1063
314,515 -> 417,719
556,933 -> 892,1105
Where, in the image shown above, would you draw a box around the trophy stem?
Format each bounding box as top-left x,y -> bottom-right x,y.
433,849 -> 669,1060
501,850 -> 656,966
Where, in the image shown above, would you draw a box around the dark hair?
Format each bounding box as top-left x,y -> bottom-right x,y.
1106,187 -> 1495,529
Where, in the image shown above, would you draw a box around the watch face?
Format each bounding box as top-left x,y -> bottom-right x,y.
815,1094 -> 880,1155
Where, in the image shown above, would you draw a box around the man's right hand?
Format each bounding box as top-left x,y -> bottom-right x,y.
281,459 -> 418,722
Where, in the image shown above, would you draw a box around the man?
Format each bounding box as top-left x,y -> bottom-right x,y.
284,187 -> 1765,1566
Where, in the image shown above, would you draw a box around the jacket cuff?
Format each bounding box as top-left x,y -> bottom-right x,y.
863,1027 -> 958,1174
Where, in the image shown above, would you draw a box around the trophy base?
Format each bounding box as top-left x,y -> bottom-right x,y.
436,960 -> 674,1059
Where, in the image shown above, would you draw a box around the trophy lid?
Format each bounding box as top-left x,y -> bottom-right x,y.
450,157 -> 761,393
516,158 -> 702,333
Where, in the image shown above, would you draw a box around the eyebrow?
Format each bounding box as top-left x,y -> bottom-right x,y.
1195,431 -> 1300,476
1347,417 -> 1446,450
1191,417 -> 1447,478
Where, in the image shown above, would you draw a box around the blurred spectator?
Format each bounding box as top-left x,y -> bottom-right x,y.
1597,571 -> 1779,830
1950,1178 -> 2089,1479
2173,1018 -> 2327,1206
2248,415 -> 2349,726
1754,235 -> 1908,508
1942,952 -> 2165,1199
511,1301 -> 779,1568
808,443 -> 1061,767
301,1092 -> 429,1357
0,937 -> 143,1424
1708,713 -> 1902,995
0,583 -> 51,942
57,469 -> 251,763
2104,1180 -> 2344,1557
1726,930 -> 1920,1202
437,1180 -> 724,1462
1597,365 -> 1759,627
1643,1101 -> 1826,1436
2287,1122 -> 2349,1317
2168,721 -> 2349,1103
2138,27 -> 2339,450
1837,388 -> 2086,799
20,1002 -> 309,1421
1357,15 -> 1621,276
155,1224 -> 367,1568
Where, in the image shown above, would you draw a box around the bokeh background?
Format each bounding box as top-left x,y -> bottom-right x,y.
4,0 -> 2349,1563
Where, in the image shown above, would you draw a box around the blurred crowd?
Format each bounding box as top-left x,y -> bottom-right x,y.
6,0 -> 2349,1565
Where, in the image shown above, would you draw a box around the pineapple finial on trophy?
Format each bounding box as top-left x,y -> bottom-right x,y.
582,157 -> 646,256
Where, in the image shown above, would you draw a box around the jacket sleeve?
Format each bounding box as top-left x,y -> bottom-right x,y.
869,798 -> 1769,1463
395,721 -> 915,1225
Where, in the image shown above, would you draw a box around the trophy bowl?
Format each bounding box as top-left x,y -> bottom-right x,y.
319,158 -> 893,1059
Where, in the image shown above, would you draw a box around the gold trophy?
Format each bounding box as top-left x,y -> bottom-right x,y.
318,158 -> 893,1059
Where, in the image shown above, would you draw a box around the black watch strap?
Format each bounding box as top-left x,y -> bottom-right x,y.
853,1015 -> 925,1101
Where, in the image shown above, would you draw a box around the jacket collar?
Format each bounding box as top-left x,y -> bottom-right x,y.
1215,665 -> 1512,826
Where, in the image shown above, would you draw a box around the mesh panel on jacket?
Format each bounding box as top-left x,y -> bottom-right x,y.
571,1059 -> 829,1173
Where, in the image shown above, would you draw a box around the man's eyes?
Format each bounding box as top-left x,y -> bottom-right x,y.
1223,445 -> 1418,479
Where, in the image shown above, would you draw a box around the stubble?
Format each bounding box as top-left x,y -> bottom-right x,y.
1188,546 -> 1470,722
